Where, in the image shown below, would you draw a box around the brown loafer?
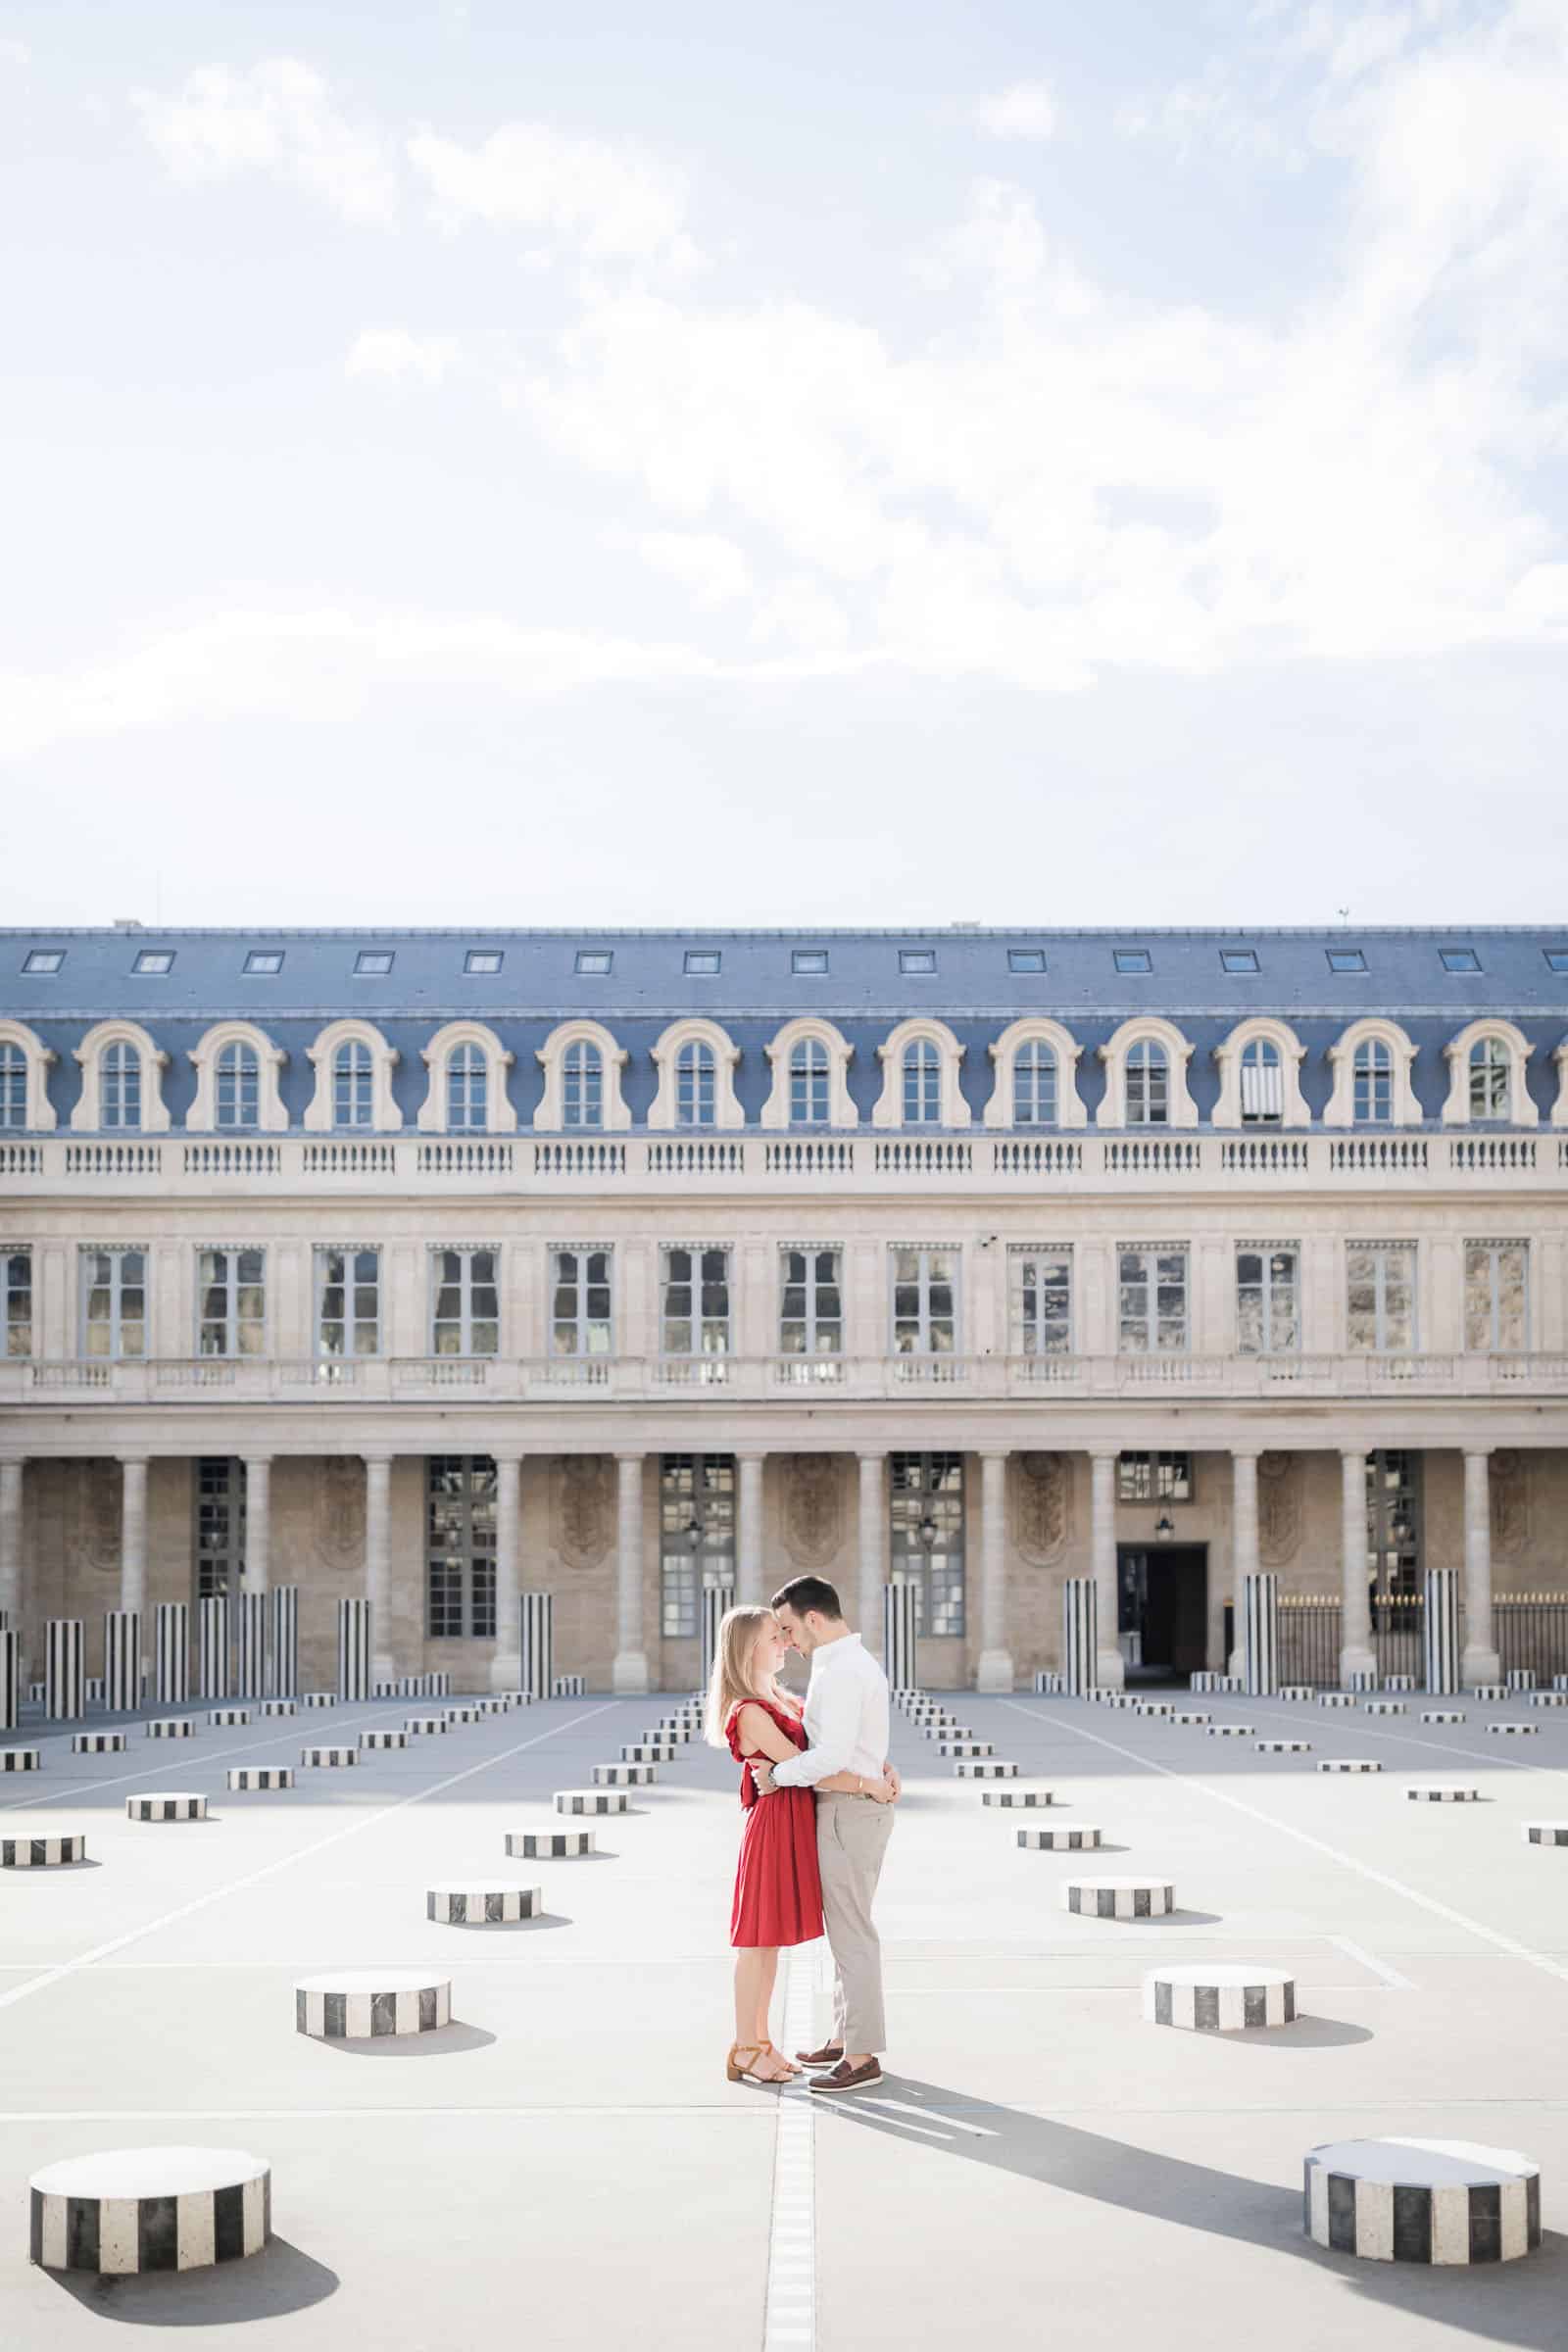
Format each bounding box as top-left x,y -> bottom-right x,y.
796,2042 -> 844,2066
808,2056 -> 882,2095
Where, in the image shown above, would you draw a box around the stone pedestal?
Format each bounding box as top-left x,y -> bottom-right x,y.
1303,2137 -> 1541,2263
29,2145 -> 271,2273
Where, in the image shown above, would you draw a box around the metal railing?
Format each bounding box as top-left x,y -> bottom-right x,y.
1274,1591 -> 1568,1685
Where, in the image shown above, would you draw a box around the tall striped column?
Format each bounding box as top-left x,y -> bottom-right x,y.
45,1619 -> 85,1721
235,1591 -> 267,1698
337,1597 -> 370,1701
198,1595 -> 230,1699
103,1609 -> 142,1713
1062,1577 -> 1098,1696
700,1585 -> 726,1694
1242,1573 -> 1279,1697
0,1628 -> 18,1733
269,1586 -> 299,1697
155,1600 -> 189,1704
883,1583 -> 918,1692
519,1592 -> 555,1704
1423,1568 -> 1461,1695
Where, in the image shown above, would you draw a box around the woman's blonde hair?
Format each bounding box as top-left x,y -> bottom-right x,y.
704,1605 -> 788,1747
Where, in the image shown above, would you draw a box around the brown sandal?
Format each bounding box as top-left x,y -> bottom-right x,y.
725,2040 -> 794,2084
755,2038 -> 803,2077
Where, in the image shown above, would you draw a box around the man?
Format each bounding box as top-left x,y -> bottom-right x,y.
753,1574 -> 899,2094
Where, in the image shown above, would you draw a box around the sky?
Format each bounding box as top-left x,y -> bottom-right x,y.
2,0 -> 1566,931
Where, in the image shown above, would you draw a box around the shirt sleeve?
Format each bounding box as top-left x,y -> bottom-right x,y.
769,1666 -> 859,1788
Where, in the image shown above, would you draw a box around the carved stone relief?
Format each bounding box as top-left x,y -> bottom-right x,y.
781,1454 -> 844,1569
555,1456 -> 612,1568
1491,1449 -> 1530,1559
1011,1452 -> 1069,1566
68,1458 -> 121,1575
1257,1450 -> 1302,1566
314,1454 -> 365,1569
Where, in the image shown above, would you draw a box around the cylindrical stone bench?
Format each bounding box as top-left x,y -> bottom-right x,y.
127,1792 -> 207,1823
301,1745 -> 358,1768
1302,2136 -> 1542,2263
446,1706 -> 482,1725
361,1730 -> 408,1750
426,1884 -> 542,1924
1279,1686 -> 1315,1701
507,1828 -> 596,1858
1470,1684 -> 1507,1701
208,1709 -> 249,1727
1365,1700 -> 1406,1716
653,1724 -> 691,1743
1524,1823 -> 1568,1846
1064,1877 -> 1174,1919
1421,1710 -> 1466,1724
2,1833 -> 87,1866
1019,1825 -> 1101,1850
2,1748 -> 40,1772
260,1699 -> 296,1717
1528,1691 -> 1568,1707
956,1759 -> 1017,1779
551,1675 -> 586,1697
1206,1725 -> 1256,1738
1488,1723 -> 1538,1737
477,1697 -> 514,1714
1382,1676 -> 1416,1692
1406,1785 -> 1479,1802
295,1971 -> 452,2040
302,1692 -> 337,1708
1256,1740 -> 1310,1753
1318,1758 -> 1381,1773
620,1743 -> 674,1764
497,1691 -> 534,1708
594,1763 -> 656,1787
556,1788 -> 628,1815
1145,1965 -> 1296,2032
981,1786 -> 1053,1806
1319,1692 -> 1356,1708
1173,1711 -> 1210,1725
940,1740 -> 992,1758
1096,1694 -> 1139,1710
28,2145 -> 271,2273
1505,1670 -> 1536,1691
146,1719 -> 195,1739
227,1767 -> 293,1790
73,1732 -> 126,1754
406,1717 -> 450,1736
1135,1701 -> 1176,1718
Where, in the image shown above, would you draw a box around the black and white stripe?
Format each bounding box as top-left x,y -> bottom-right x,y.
1528,1690 -> 1568,1708
228,1767 -> 293,1789
1256,1740 -> 1310,1753
550,1674 -> 585,1697
208,1708 -> 249,1727
1318,1758 -> 1381,1772
594,1763 -> 656,1786
1406,1785 -> 1478,1802
1471,1683 -> 1507,1700
45,1619 -> 85,1722
294,1973 -> 451,2039
939,1740 -> 992,1757
0,1628 -> 18,1734
956,1759 -> 1017,1778
29,2146 -> 271,2273
261,1699 -> 296,1717
1488,1722 -> 1538,1736
1523,1823 -> 1567,1846
1319,1691 -> 1357,1708
507,1828 -> 596,1857
1302,2136 -> 1541,2263
1207,1724 -> 1256,1738
981,1787 -> 1052,1806
418,1672 -> 451,1698
446,1705 -> 482,1725
1033,1672 -> 1065,1694
302,1691 -> 337,1709
700,1585 -> 726,1694
426,1884 -> 542,1924
103,1609 -> 141,1714
1242,1572 -> 1279,1697
519,1592 -> 555,1703
1505,1669 -> 1536,1691
301,1745 -> 358,1767
360,1730 -> 407,1750
2,1747 -> 40,1771
556,1788 -> 628,1814
336,1597 -> 369,1702
3,1833 -> 86,1865
127,1793 -> 207,1822
269,1586 -> 298,1698
406,1716 -> 450,1736
1279,1685 -> 1315,1701
1061,1577 -> 1098,1696
145,1718 -> 194,1740
197,1596 -> 229,1701
155,1601 -> 189,1705
621,1742 -> 674,1763
1421,1710 -> 1465,1724
1063,1877 -> 1173,1919
1018,1825 -> 1100,1849
882,1583 -> 918,1693
1146,1966 -> 1295,2032
1173,1711 -> 1210,1725
1365,1700 -> 1407,1716
73,1732 -> 126,1754
1347,1670 -> 1378,1692
234,1592 -> 267,1700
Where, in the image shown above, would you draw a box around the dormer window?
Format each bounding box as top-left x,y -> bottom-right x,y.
1114,950 -> 1152,975
132,950 -> 174,975
899,950 -> 937,975
465,950 -> 504,975
354,951 -> 394,976
23,950 -> 64,974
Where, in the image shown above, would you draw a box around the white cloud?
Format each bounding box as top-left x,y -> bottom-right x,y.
346,328 -> 459,382
0,37 -> 30,67
131,58 -> 398,224
627,531 -> 753,607
407,121 -> 698,267
972,81 -> 1057,141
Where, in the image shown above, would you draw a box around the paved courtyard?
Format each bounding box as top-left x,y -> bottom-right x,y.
2,1685 -> 1566,2349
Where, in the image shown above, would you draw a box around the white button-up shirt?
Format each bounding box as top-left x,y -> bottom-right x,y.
768,1632 -> 890,1788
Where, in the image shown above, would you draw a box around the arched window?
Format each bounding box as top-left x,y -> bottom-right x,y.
790,1037 -> 830,1125
446,1043 -> 488,1131
676,1040 -> 716,1128
1240,1036 -> 1283,1125
1012,1041 -> 1057,1127
1353,1038 -> 1393,1124
0,1043 -> 24,1129
100,1042 -> 142,1132
1468,1035 -> 1510,1119
332,1039 -> 373,1129
563,1040 -> 604,1129
903,1039 -> 941,1125
215,1040 -> 260,1131
1125,1040 -> 1169,1126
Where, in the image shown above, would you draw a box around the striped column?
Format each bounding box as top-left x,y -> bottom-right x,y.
269,1586 -> 299,1698
519,1592 -> 555,1704
337,1596 -> 370,1701
1423,1568 -> 1461,1695
1242,1573 -> 1279,1698
234,1592 -> 267,1698
45,1619 -> 85,1721
103,1609 -> 141,1713
883,1583 -> 918,1692
155,1601 -> 190,1704
1062,1577 -> 1098,1697
0,1628 -> 18,1733
700,1585 -> 726,1693
198,1595 -> 230,1700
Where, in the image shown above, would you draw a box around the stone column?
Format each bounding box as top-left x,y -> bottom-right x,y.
490,1449 -> 522,1692
364,1450 -> 394,1682
1089,1449 -> 1126,1689
120,1455 -> 149,1619
241,1456 -> 271,1595
976,1448 -> 1013,1691
1228,1447 -> 1260,1673
1339,1447 -> 1375,1684
0,1455 -> 23,1633
737,1450 -> 766,1606
612,1451 -> 649,1694
1461,1447 -> 1501,1684
858,1452 -> 884,1654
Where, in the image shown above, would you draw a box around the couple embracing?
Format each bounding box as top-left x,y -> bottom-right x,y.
704,1574 -> 899,2095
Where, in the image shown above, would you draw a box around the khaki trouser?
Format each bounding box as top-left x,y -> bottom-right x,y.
816,1793 -> 896,2054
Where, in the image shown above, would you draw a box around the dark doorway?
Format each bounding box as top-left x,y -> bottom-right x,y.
1117,1544 -> 1208,1683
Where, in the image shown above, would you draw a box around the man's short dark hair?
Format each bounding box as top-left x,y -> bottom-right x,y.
770,1574 -> 844,1621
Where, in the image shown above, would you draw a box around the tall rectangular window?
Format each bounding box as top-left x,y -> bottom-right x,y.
197,1247 -> 266,1357
551,1247 -> 613,1355
1236,1244 -> 1299,1356
1367,1448 -> 1421,1601
1117,1245 -> 1188,1353
3,1247 -> 33,1357
81,1246 -> 148,1360
890,1245 -> 958,1354
779,1247 -> 843,1359
315,1247 -> 381,1358
1009,1247 -> 1072,1355
1346,1241 -> 1417,1352
1464,1240 -> 1528,1352
1118,1451 -> 1194,1503
194,1457 -> 246,1600
426,1455 -> 497,1637
430,1247 -> 500,1357
890,1452 -> 965,1637
661,1247 -> 731,1356
661,1453 -> 736,1638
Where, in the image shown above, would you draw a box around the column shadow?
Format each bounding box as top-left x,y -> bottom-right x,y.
47,2235 -> 338,2324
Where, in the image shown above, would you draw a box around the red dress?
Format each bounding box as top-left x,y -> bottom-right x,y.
726,1696 -> 825,1949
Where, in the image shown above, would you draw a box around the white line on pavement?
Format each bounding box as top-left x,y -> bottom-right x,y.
762,1946 -> 817,2352
1327,1934 -> 1417,1991
0,1704 -> 393,1809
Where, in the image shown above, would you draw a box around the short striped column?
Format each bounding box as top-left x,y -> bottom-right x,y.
1506,1668 -> 1536,1691
301,1744 -> 357,1767
1062,1578 -> 1097,1696
427,1884 -> 542,1924
3,1833 -> 86,1866
45,1619 -> 85,1721
418,1671 -> 450,1698
197,1596 -> 229,1700
28,2146 -> 272,2273
269,1586 -> 299,1697
2,1748 -> 40,1770
1241,1573 -> 1279,1697
519,1592 -> 555,1704
85,1677 -> 104,1709
228,1767 -> 293,1790
882,1584 -> 918,1693
1423,1569 -> 1460,1694
507,1827 -> 596,1858
294,1973 -> 451,2039
127,1792 -> 207,1822
700,1586 -> 726,1693
551,1674 -> 585,1697
1524,1823 -> 1568,1846
1064,1877 -> 1174,1919
74,1731 -> 126,1754
103,1610 -> 141,1714
1033,1671 -> 1065,1694
1303,2137 -> 1542,2263
234,1592 -> 267,1699
0,1628 -> 18,1734
336,1597 -> 370,1702
1146,1966 -> 1295,2033
1019,1824 -> 1100,1850
155,1602 -> 189,1704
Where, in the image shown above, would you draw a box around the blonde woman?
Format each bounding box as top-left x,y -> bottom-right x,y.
706,1605 -> 895,2085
